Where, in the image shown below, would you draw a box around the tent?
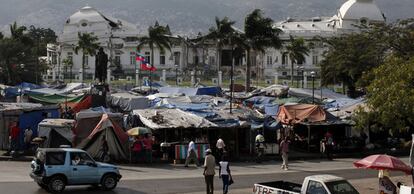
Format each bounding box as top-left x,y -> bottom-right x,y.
277,104 -> 327,124
4,82 -> 43,98
29,83 -> 88,95
37,119 -> 75,148
0,103 -> 59,150
27,93 -> 85,104
107,93 -> 149,112
159,86 -> 222,96
62,95 -> 92,114
73,107 -> 123,146
77,114 -> 129,161
132,108 -> 217,130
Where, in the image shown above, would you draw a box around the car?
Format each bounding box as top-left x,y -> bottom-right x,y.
30,148 -> 122,193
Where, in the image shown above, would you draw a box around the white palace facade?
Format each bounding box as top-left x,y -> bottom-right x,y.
46,0 -> 385,84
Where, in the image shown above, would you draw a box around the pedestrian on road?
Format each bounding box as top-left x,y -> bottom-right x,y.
280,136 -> 290,170
255,132 -> 266,163
185,140 -> 200,167
219,153 -> 231,194
216,136 -> 225,164
8,121 -> 20,154
325,131 -> 334,160
203,149 -> 215,194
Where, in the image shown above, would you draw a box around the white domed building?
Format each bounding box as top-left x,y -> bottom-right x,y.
48,6 -> 186,83
261,0 -> 385,85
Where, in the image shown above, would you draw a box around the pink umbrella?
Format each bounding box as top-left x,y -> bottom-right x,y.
354,154 -> 412,174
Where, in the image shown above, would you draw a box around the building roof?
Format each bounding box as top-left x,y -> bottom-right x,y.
338,0 -> 384,22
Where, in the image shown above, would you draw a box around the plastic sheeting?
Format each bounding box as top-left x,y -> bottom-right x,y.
4,82 -> 43,98
29,83 -> 88,95
107,93 -> 149,112
28,93 -> 85,104
277,104 -> 327,124
77,114 -> 128,161
132,108 -> 217,130
37,119 -> 75,148
159,86 -> 221,96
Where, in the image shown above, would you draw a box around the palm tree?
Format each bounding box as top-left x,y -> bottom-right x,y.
285,35 -> 310,86
244,9 -> 282,91
62,58 -> 73,82
207,17 -> 236,78
137,21 -> 172,91
74,32 -> 99,83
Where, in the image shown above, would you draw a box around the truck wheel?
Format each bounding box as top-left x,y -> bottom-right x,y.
47,176 -> 66,193
37,182 -> 48,190
101,174 -> 117,191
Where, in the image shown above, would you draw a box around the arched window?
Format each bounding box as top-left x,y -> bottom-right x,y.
282,53 -> 288,65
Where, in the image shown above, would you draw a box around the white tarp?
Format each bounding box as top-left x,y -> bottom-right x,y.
108,93 -> 149,112
132,108 -> 217,129
38,119 -> 75,144
29,83 -> 88,95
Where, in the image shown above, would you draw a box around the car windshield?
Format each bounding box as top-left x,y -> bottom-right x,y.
325,180 -> 359,194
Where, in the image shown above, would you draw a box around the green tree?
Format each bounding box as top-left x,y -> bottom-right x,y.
354,57 -> 414,133
62,58 -> 73,82
28,25 -> 57,56
0,38 -> 26,84
74,32 -> 99,83
285,35 -> 309,86
319,31 -> 386,96
137,21 -> 172,89
207,17 -> 236,72
244,9 -> 282,91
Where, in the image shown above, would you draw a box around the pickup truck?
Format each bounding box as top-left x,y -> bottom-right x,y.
30,148 -> 122,193
253,174 -> 359,194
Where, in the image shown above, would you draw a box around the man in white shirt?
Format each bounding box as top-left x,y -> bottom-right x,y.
216,136 -> 226,164
185,140 -> 199,167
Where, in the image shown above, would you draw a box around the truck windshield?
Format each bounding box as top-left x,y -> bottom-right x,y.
325,180 -> 359,194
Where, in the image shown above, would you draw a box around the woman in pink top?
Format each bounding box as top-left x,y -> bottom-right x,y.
280,136 -> 290,170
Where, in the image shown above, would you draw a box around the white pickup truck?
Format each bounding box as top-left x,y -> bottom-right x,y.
253,174 -> 359,194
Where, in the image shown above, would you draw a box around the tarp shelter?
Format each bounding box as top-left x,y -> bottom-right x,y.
62,95 -> 92,114
4,82 -> 43,98
28,83 -> 88,95
27,93 -> 85,104
77,114 -> 128,161
0,103 -> 59,150
73,107 -> 123,146
107,93 -> 149,112
277,104 -> 327,125
37,119 -> 75,148
132,108 -> 217,130
159,86 -> 222,96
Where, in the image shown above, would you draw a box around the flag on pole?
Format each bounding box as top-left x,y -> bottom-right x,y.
140,60 -> 156,71
135,53 -> 145,61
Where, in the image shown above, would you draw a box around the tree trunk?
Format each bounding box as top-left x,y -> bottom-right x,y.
5,59 -> 12,84
290,60 -> 294,86
245,49 -> 251,93
81,53 -> 85,83
150,46 -> 154,91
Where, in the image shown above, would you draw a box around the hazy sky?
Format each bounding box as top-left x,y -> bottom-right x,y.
0,0 -> 413,35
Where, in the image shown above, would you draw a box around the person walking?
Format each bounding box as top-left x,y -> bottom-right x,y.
280,136 -> 290,170
325,131 -> 333,160
219,154 -> 231,194
185,140 -> 200,167
255,132 -> 265,163
216,136 -> 225,164
143,133 -> 153,163
203,149 -> 215,194
8,121 -> 20,155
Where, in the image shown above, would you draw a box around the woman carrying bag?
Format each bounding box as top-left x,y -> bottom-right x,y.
219,153 -> 233,194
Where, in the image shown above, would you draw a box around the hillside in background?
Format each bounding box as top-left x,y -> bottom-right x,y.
0,0 -> 413,36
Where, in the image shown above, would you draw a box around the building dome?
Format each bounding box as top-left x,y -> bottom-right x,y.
338,0 -> 384,22
66,6 -> 107,25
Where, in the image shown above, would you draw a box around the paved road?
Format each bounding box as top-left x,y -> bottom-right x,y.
0,158 -> 408,194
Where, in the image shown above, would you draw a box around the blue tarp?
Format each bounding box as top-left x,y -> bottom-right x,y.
18,108 -> 59,150
4,82 -> 43,98
159,86 -> 221,96
159,87 -> 198,96
196,87 -> 221,96
143,80 -> 163,88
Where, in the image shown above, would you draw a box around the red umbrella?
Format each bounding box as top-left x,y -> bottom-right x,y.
353,154 -> 412,174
